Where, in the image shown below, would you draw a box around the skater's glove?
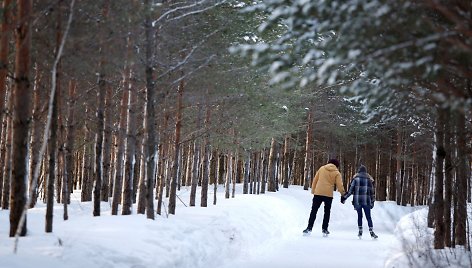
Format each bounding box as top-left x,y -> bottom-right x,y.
340,196 -> 346,204
370,202 -> 374,209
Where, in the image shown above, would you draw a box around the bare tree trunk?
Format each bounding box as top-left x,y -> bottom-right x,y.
0,0 -> 12,207
232,145 -> 239,198
81,111 -> 92,202
283,136 -> 289,188
169,76 -> 184,215
220,153 -> 227,199
1,89 -> 12,210
184,143 -> 192,189
144,0 -> 156,219
243,151 -> 250,194
45,75 -> 59,231
28,67 -> 41,208
122,70 -> 137,215
107,134 -> 116,198
101,86 -> 112,201
261,150 -> 267,194
0,0 -> 11,117
0,92 -> 6,207
267,138 -> 277,192
434,109 -> 446,249
388,134 -> 397,201
225,151 -> 232,199
444,111 -> 453,247
63,80 -> 76,220
189,140 -> 200,206
9,0 -> 33,237
156,143 -> 165,215
455,111 -> 467,246
45,0 -> 66,232
212,150 -> 218,205
249,152 -> 253,194
255,152 -> 260,195
303,112 -> 313,190
137,116 -> 147,214
200,107 -> 211,207
92,0 -> 110,217
111,88 -> 129,215
395,127 -> 403,205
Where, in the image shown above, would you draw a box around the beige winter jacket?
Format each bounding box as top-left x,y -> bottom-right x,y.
311,163 -> 345,197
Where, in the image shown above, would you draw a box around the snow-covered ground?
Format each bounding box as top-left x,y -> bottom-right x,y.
0,185 -> 469,268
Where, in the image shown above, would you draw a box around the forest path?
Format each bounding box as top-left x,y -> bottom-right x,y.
222,188 -> 416,268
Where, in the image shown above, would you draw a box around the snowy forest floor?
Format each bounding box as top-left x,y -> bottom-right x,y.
1,185 -> 471,268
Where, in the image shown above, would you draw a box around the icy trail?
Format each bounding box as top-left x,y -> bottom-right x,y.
222,189 -> 417,268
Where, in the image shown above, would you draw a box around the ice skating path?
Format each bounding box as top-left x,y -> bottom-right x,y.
222,188 -> 417,268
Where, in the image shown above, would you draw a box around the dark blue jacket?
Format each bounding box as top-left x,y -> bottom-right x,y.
344,172 -> 375,209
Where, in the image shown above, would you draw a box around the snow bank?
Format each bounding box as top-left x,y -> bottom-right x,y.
385,206 -> 472,268
0,186 -> 301,268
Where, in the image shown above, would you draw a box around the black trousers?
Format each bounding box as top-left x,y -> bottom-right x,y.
307,195 -> 333,230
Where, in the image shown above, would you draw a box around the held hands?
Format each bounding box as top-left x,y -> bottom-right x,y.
340,195 -> 346,204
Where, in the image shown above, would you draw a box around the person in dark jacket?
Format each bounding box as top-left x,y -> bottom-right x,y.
341,165 -> 378,239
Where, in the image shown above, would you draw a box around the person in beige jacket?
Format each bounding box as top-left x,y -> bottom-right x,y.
303,159 -> 346,236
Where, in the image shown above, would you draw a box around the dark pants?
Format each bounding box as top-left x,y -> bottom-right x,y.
307,195 -> 333,230
356,205 -> 373,228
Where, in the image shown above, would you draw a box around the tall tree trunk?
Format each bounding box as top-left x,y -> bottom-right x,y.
283,136 -> 290,188
454,111 -> 467,247
101,86 -> 112,201
1,88 -> 12,210
444,111 -> 453,247
0,0 -> 11,116
189,140 -> 200,206
243,151 -> 250,194
93,0 -> 110,217
267,138 -> 277,192
388,134 -> 397,201
395,127 -> 403,205
213,150 -> 218,205
220,153 -> 227,199
261,150 -> 267,194
144,0 -> 157,220
81,110 -> 92,202
433,109 -> 446,249
45,0 -> 64,233
122,71 -> 137,215
303,112 -> 313,190
28,67 -> 41,208
169,76 -> 184,215
111,88 -> 129,215
137,135 -> 147,214
156,143 -> 166,215
184,143 -> 192,190
0,0 -> 12,207
232,145 -> 239,198
63,80 -> 76,220
255,152 -> 260,195
45,62 -> 60,232
200,106 -> 211,207
9,0 -> 32,237
225,151 -> 232,199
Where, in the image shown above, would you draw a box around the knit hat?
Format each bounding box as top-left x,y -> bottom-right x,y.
328,159 -> 340,168
358,165 -> 367,173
